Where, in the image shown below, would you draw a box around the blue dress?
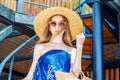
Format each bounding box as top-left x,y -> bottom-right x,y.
33,49 -> 71,80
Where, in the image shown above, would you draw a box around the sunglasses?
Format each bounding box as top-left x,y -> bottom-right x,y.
49,21 -> 66,27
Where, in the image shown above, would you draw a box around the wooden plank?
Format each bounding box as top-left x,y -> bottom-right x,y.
20,0 -> 81,16
83,45 -> 92,51
110,68 -> 114,80
0,0 -> 2,3
105,69 -> 109,80
116,68 -> 119,80
35,0 -> 40,15
103,31 -> 113,37
30,0 -> 35,15
41,0 -> 45,11
25,0 -> 30,14
104,38 -> 117,43
83,51 -> 92,55
11,0 -> 16,11
39,0 -> 42,12
2,67 -> 25,77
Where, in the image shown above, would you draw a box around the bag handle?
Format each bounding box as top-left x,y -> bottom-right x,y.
79,71 -> 92,80
79,71 -> 86,79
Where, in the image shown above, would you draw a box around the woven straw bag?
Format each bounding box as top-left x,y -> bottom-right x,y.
55,70 -> 92,80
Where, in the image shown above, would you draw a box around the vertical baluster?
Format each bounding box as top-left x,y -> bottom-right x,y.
1,0 -> 5,4
16,0 -> 24,13
11,0 -> 15,11
8,0 -> 10,9
8,56 -> 15,80
48,0 -> 50,7
35,0 -> 40,15
44,0 -> 46,9
30,0 -> 34,15
41,0 -> 44,11
58,0 -> 61,7
54,0 -> 56,7
34,0 -> 36,15
4,0 -> 7,7
39,0 -> 42,12
61,0 -> 64,7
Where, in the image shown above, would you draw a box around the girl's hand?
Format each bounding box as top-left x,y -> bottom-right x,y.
76,33 -> 85,48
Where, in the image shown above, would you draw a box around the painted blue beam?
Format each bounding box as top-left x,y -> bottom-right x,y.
86,0 -> 113,3
82,26 -> 92,38
116,13 -> 120,59
0,35 -> 37,75
118,13 -> 120,48
15,12 -> 35,25
0,4 -> 15,21
92,1 -> 104,80
84,33 -> 92,38
0,25 -> 14,41
78,0 -> 86,15
80,13 -> 92,18
104,19 -> 116,29
82,54 -> 92,59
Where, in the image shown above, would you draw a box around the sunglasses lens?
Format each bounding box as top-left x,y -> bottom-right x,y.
59,22 -> 66,27
49,21 -> 66,27
49,21 -> 56,27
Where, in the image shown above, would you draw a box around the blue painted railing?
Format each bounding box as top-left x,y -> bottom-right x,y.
0,0 -> 93,79
0,35 -> 37,80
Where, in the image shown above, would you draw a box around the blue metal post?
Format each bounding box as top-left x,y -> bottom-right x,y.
79,0 -> 86,15
92,1 -> 104,80
16,0 -> 24,12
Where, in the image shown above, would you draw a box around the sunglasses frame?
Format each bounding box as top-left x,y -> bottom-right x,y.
49,21 -> 66,27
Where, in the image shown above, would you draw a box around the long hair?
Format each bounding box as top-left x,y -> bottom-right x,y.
39,14 -> 73,47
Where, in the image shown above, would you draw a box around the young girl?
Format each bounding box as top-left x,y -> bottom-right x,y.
23,7 -> 85,80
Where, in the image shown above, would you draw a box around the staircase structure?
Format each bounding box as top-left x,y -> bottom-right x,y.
0,0 -> 120,80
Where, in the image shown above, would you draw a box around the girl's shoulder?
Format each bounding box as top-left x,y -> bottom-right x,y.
66,45 -> 76,53
35,43 -> 49,48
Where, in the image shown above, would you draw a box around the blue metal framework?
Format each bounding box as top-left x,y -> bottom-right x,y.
0,35 -> 37,79
0,1 -> 93,79
0,0 -> 120,79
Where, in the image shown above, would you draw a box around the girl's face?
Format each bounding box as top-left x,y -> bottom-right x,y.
49,15 -> 66,35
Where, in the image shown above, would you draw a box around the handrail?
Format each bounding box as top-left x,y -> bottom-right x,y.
0,35 -> 37,76
23,0 -> 51,8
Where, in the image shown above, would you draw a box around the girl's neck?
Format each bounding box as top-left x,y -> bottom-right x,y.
49,35 -> 64,44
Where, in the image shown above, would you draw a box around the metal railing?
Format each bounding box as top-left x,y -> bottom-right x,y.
0,34 -> 37,80
0,0 -> 92,16
0,0 -> 93,79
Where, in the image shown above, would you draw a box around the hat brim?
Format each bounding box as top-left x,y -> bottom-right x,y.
34,7 -> 83,41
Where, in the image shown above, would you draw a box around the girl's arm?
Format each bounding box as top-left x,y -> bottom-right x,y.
72,33 -> 85,77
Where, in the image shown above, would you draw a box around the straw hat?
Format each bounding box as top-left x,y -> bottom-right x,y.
34,7 -> 83,41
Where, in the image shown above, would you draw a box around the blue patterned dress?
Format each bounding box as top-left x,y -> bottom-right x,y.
33,49 -> 71,80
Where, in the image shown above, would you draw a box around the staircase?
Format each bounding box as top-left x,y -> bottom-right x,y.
0,0 -> 120,80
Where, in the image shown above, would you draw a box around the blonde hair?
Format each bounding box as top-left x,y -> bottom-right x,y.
39,14 -> 73,47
